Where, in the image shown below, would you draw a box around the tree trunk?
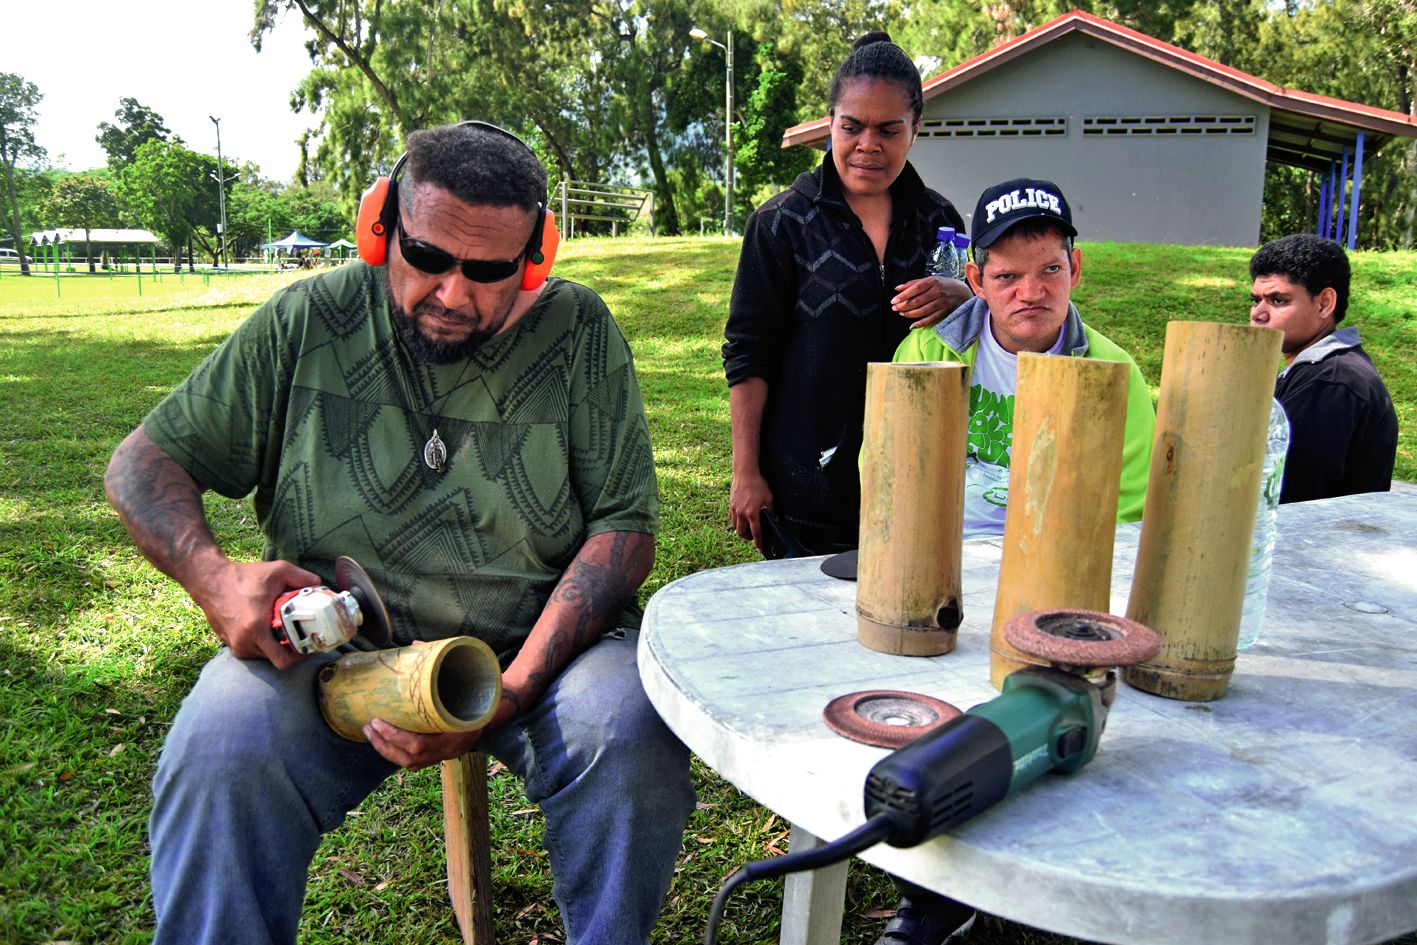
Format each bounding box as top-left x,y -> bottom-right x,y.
1402,61 -> 1416,249
2,147 -> 31,276
292,0 -> 404,132
85,229 -> 95,273
638,98 -> 680,235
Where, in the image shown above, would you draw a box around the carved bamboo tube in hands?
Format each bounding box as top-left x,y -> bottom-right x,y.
857,362 -> 970,656
989,354 -> 1130,689
1124,322 -> 1282,702
318,636 -> 504,741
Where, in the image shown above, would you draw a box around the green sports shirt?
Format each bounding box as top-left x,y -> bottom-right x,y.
144,262 -> 659,659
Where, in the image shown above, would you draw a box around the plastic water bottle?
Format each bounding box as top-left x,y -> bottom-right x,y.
927,227 -> 959,279
1238,398 -> 1289,649
952,233 -> 971,275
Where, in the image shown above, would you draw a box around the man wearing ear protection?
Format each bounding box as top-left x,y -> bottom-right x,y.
103,121 -> 694,945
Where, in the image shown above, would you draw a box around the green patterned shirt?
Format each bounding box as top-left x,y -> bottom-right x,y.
145,263 -> 658,658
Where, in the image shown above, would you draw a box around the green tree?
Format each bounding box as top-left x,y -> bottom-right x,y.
257,0 -> 745,233
115,139 -> 221,269
1242,0 -> 1417,247
225,181 -> 285,258
41,175 -> 120,272
283,185 -> 350,243
96,98 -> 172,171
0,72 -> 45,275
730,42 -> 816,221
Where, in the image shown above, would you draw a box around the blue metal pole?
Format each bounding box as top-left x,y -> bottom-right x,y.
1347,131 -> 1365,250
1336,146 -> 1350,242
1326,160 -> 1337,240
1318,171 -> 1331,237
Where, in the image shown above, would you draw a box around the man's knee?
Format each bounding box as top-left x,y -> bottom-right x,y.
161,650 -> 333,762
533,631 -> 691,793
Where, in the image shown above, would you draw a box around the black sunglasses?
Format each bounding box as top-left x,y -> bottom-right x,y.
397,219 -> 523,284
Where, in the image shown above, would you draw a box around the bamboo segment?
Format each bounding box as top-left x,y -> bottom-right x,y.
318,637 -> 503,741
1124,322 -> 1282,701
989,354 -> 1130,689
857,362 -> 970,655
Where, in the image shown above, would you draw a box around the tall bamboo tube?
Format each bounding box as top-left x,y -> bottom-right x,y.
989,354 -> 1130,689
318,636 -> 503,741
1124,322 -> 1282,701
857,362 -> 970,655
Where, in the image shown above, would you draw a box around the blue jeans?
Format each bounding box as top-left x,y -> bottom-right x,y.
150,629 -> 694,945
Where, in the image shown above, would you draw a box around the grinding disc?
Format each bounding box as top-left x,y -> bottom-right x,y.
334,556 -> 392,647
820,548 -> 858,581
1003,608 -> 1160,668
823,689 -> 961,748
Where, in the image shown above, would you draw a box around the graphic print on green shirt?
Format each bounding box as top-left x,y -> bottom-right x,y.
968,385 -> 1016,466
142,263 -> 658,660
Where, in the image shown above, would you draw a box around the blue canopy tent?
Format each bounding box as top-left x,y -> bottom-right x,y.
262,231 -> 328,251
262,231 -> 329,268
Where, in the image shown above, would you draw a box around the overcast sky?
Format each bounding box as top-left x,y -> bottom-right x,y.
4,1 -> 320,183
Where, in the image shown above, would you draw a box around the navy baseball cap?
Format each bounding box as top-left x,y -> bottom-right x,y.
971,178 -> 1077,250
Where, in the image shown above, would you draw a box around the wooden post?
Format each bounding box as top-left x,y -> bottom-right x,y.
1124,322 -> 1282,701
317,637 -> 502,740
989,354 -> 1130,689
857,362 -> 969,655
442,752 -> 494,944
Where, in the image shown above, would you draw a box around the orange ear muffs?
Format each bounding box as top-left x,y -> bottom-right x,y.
520,210 -> 559,291
356,175 -> 394,266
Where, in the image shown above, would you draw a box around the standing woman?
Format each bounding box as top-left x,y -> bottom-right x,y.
723,31 -> 969,557
721,31 -> 979,945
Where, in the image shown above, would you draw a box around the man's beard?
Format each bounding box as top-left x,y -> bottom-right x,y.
388,292 -> 512,365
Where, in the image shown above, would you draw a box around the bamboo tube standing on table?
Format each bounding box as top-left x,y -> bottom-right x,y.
857,362 -> 970,655
318,636 -> 503,741
1124,322 -> 1282,701
989,354 -> 1130,689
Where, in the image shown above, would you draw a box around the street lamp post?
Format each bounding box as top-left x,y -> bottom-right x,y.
690,27 -> 734,235
210,116 -> 227,268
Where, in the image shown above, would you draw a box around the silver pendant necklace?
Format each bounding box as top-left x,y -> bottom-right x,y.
391,343 -> 471,476
423,428 -> 448,471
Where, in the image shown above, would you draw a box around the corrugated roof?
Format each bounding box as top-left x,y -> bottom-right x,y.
782,8 -> 1417,169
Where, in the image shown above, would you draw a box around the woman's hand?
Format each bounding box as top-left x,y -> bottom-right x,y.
891,275 -> 971,329
729,468 -> 774,552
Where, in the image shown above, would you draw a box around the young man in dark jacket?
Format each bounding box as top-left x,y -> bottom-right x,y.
1249,234 -> 1398,503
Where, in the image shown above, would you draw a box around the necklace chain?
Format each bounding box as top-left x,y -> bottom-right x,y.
387,333 -> 473,475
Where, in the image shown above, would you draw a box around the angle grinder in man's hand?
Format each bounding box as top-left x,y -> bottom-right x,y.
270,556 -> 392,654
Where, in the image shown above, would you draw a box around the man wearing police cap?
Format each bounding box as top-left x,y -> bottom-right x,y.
894,177 -> 1155,539
880,177 -> 1154,944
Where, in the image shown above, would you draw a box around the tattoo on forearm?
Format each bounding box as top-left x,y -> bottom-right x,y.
530,532 -> 652,689
107,436 -> 215,572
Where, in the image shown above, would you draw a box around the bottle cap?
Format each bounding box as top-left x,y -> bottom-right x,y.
936,226 -> 955,241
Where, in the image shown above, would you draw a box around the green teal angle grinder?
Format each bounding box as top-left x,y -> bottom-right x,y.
704,609 -> 1161,944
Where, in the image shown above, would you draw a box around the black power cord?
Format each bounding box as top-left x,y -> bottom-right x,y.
703,814 -> 896,945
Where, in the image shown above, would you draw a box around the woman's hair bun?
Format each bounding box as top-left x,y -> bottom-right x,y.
853,30 -> 893,51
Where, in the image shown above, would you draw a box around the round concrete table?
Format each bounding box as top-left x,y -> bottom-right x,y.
638,491 -> 1417,945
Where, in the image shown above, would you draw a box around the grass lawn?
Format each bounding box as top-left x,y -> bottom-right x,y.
1,238 -> 1414,945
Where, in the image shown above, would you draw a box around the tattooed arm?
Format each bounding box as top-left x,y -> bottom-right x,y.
104,425 -> 318,668
365,529 -> 655,769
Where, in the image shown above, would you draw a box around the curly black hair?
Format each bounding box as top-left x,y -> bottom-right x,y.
398,122 -> 546,215
1250,234 -> 1350,324
828,31 -> 923,121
